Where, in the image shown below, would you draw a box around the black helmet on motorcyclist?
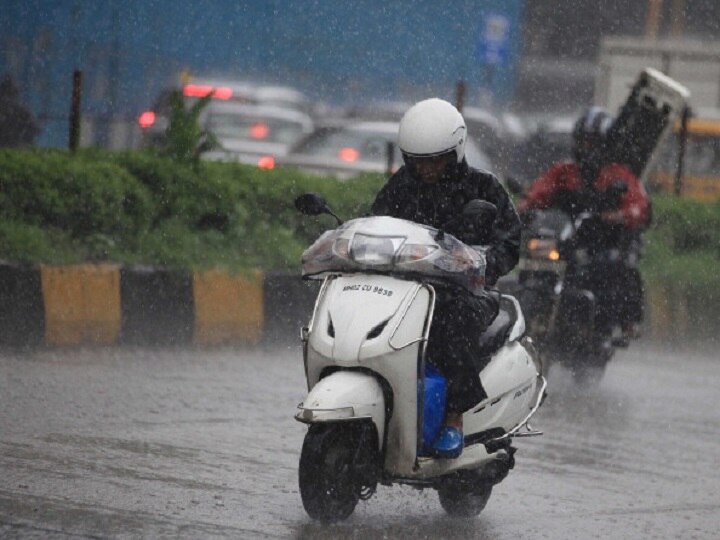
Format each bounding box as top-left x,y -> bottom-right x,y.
398,98 -> 467,184
572,106 -> 613,182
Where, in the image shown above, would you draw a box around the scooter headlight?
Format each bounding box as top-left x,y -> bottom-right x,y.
350,234 -> 405,266
395,243 -> 438,263
333,237 -> 350,259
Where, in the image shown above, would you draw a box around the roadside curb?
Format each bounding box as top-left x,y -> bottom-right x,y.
0,262 -> 312,348
1,263 -> 712,348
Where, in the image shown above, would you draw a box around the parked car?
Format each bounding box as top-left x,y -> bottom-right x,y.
344,102 -> 518,177
199,102 -> 314,166
276,120 -> 494,179
137,79 -> 317,161
138,84 -> 315,166
174,78 -> 316,115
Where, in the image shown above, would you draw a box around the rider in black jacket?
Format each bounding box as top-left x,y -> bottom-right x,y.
371,98 -> 521,458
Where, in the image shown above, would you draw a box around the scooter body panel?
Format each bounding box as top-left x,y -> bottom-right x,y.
305,275 -> 430,477
296,370 -> 386,447
301,274 -> 544,481
467,341 -> 541,435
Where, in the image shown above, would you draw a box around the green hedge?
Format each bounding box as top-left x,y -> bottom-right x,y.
642,195 -> 720,292
1,149 -> 718,289
0,148 -> 385,269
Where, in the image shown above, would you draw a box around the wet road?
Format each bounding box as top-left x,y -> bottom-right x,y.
1,342 -> 719,539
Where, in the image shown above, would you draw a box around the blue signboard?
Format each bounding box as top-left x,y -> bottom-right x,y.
476,14 -> 511,67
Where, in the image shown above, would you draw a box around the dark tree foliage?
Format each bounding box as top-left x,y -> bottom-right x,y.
0,75 -> 40,148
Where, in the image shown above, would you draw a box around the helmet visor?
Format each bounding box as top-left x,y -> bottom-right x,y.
402,150 -> 457,182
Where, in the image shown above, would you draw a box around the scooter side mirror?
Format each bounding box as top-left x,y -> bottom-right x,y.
505,176 -> 525,196
294,193 -> 343,225
295,193 -> 330,216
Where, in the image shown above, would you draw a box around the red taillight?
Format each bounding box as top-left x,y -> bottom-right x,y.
138,111 -> 156,128
338,147 -> 359,162
183,84 -> 233,100
184,84 -> 212,97
250,122 -> 270,140
213,86 -> 232,100
257,155 -> 275,169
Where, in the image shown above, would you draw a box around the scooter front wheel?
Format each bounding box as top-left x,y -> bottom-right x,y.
298,423 -> 364,523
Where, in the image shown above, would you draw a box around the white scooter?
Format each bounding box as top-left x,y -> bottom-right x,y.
293,193 -> 546,522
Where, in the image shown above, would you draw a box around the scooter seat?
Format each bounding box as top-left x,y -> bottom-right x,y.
477,296 -> 518,354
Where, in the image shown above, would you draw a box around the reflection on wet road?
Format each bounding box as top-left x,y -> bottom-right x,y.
1,343 -> 718,538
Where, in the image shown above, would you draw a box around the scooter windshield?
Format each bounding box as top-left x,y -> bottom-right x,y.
301,216 -> 487,295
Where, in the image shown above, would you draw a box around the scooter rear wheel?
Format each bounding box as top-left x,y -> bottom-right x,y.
298,423 -> 362,523
438,482 -> 492,518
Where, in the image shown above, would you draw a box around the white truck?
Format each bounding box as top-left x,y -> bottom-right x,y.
595,36 -> 720,113
596,37 -> 720,201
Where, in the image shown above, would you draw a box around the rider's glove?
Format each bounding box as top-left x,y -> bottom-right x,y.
484,252 -> 500,286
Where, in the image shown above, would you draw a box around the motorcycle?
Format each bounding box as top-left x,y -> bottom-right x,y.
293,193 -> 546,522
512,182 -> 635,382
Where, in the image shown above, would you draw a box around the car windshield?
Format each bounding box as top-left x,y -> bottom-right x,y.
301,216 -> 487,295
206,113 -> 307,145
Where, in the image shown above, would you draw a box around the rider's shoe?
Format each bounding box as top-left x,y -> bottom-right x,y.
430,426 -> 464,459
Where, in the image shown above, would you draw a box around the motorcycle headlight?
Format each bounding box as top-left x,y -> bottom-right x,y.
527,238 -> 560,261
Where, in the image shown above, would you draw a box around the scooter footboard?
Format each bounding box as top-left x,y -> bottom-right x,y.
295,370 -> 386,449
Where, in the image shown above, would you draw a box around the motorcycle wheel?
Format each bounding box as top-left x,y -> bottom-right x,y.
572,340 -> 613,386
571,362 -> 607,386
438,483 -> 492,518
298,423 -> 362,523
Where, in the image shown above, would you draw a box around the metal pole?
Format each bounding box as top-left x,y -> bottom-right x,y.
645,0 -> 663,40
669,0 -> 685,37
385,141 -> 395,177
455,80 -> 466,114
674,106 -> 689,196
69,70 -> 82,152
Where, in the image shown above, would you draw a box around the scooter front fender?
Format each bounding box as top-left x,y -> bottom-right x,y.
295,370 -> 386,449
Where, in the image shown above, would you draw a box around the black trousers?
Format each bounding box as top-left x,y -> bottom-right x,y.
573,261 -> 644,332
620,266 -> 644,326
426,288 -> 499,413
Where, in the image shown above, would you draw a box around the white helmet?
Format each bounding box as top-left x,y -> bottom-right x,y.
398,98 -> 467,163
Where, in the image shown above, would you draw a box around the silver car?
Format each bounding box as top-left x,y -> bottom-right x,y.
278,121 -> 493,179
200,102 -> 315,166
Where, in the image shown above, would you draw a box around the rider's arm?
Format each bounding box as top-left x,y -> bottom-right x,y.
597,164 -> 650,229
477,175 -> 522,285
517,162 -> 574,213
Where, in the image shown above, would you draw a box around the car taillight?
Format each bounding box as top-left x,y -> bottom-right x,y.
257,155 -> 275,169
250,122 -> 270,139
212,87 -> 232,100
183,84 -> 233,100
138,111 -> 156,128
338,147 -> 359,162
